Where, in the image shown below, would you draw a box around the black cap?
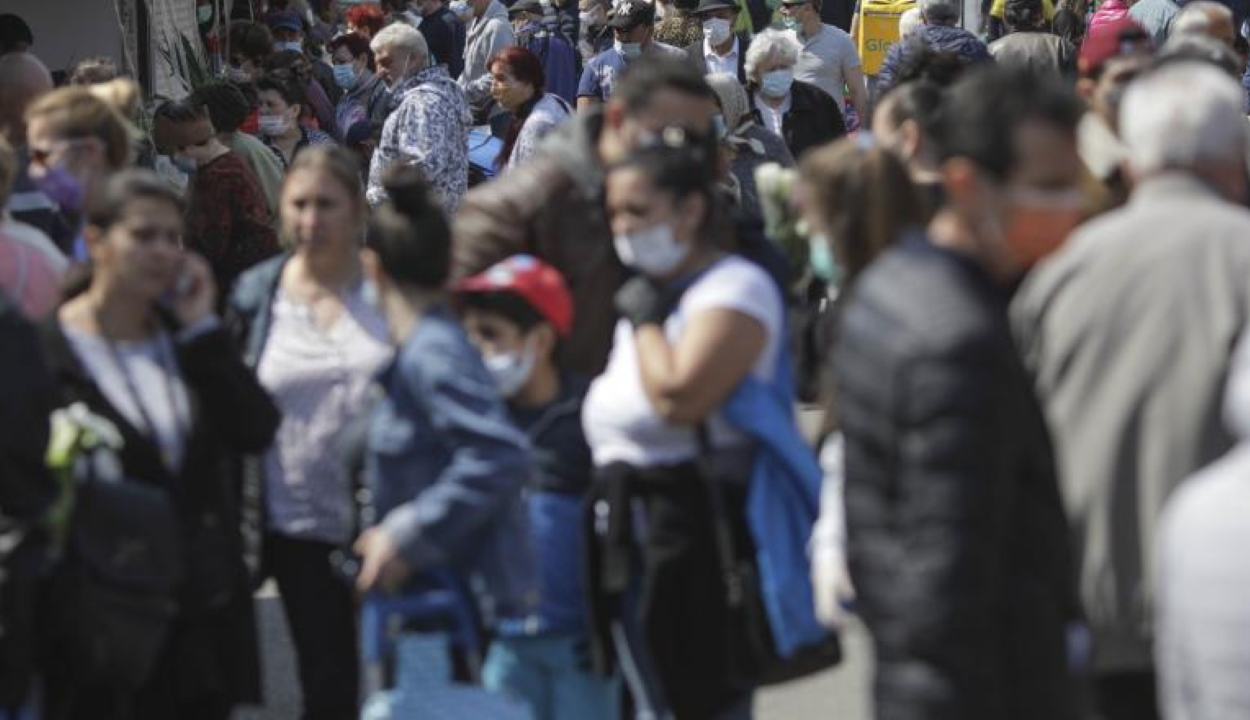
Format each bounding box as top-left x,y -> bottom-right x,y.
607,0 -> 656,29
508,0 -> 545,16
693,0 -> 738,14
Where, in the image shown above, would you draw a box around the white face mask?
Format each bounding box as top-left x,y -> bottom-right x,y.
276,40 -> 304,53
615,39 -> 643,59
226,65 -> 252,83
614,223 -> 691,277
485,341 -> 537,398
258,113 -> 289,136
703,17 -> 732,46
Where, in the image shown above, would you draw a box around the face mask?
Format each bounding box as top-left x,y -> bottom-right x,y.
172,155 -> 198,174
197,5 -> 213,23
33,164 -> 86,212
712,113 -> 728,139
808,233 -> 842,286
615,39 -> 643,59
1001,187 -> 1086,268
259,113 -> 289,136
782,16 -> 799,31
226,65 -> 252,83
761,68 -> 793,98
703,17 -> 732,46
450,0 -> 472,19
276,40 -> 304,53
333,62 -> 357,89
361,279 -> 382,311
485,341 -> 537,398
614,223 -> 691,277
579,10 -> 597,25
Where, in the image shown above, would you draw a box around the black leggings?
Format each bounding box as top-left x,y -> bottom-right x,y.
265,534 -> 360,720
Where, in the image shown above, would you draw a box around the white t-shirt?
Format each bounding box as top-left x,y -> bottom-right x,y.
793,24 -> 861,113
583,256 -> 785,468
258,288 -> 392,544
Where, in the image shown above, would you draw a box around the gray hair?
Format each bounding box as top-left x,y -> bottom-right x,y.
371,22 -> 428,63
1171,0 -> 1234,38
745,29 -> 801,81
1120,62 -> 1246,175
899,7 -> 924,37
706,72 -> 749,128
920,0 -> 960,24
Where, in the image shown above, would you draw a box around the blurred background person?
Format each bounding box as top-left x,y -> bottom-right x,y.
67,56 -> 119,86
0,135 -> 61,318
266,8 -> 341,107
0,13 -> 33,56
578,0 -> 614,62
39,169 -> 278,720
989,0 -> 1077,77
488,46 -> 573,172
1013,62 -> 1250,720
0,52 -> 69,255
256,74 -> 337,166
577,0 -> 687,109
193,80 -> 285,220
458,0 -> 516,127
705,72 -> 794,223
328,32 -> 391,134
745,29 -> 846,162
782,0 -> 868,128
229,145 -> 391,720
875,0 -> 990,94
346,2 -> 388,39
152,99 -> 278,298
872,80 -> 947,213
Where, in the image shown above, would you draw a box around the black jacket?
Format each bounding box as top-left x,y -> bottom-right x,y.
683,33 -> 752,85
833,234 -> 1079,720
750,79 -> 846,162
0,292 -> 55,707
37,317 -> 280,717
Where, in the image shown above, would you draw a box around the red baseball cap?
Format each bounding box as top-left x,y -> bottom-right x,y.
1079,17 -> 1152,77
454,255 -> 574,338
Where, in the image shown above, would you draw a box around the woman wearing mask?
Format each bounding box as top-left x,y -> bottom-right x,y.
39,169 -> 279,719
582,134 -> 787,719
328,32 -> 391,137
24,87 -> 133,261
152,99 -> 279,300
488,47 -> 573,172
744,29 -> 845,161
256,74 -> 337,167
353,166 -> 535,653
705,72 -> 795,222
228,145 -> 392,720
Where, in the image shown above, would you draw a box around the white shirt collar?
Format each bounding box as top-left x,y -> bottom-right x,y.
704,34 -> 740,60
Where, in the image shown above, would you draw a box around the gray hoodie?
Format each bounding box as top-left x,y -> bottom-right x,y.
460,0 -> 514,111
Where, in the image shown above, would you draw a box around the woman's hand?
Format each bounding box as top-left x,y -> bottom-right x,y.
354,527 -> 412,594
170,252 -> 217,327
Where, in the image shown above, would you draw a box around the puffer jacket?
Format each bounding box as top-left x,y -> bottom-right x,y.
834,233 -> 1079,720
749,80 -> 847,162
451,110 -> 623,377
876,24 -> 992,92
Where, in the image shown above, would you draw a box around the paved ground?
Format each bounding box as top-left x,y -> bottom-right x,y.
235,585 -> 873,720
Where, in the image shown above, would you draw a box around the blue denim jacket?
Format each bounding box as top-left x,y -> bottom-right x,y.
366,307 -> 539,624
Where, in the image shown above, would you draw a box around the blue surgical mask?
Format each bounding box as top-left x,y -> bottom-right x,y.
172,155 -> 198,175
484,341 -> 537,398
277,40 -> 304,53
782,16 -> 799,31
197,5 -> 213,23
712,113 -> 728,139
615,39 -> 643,59
614,222 -> 690,277
808,233 -> 842,286
760,68 -> 793,98
33,164 -> 86,212
361,279 -> 382,310
333,62 -> 357,89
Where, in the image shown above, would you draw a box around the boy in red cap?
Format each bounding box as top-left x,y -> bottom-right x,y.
454,255 -> 620,720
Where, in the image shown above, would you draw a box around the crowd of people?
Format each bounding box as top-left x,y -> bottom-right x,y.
3,0 -> 1250,719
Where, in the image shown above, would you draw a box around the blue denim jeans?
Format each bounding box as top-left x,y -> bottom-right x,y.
483,633 -> 621,720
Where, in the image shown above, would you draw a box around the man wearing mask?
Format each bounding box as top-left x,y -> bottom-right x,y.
577,0 -> 686,109
266,10 -> 342,105
1075,17 -> 1153,210
836,66 -> 1084,720
455,55 -> 719,376
781,0 -> 868,125
1013,61 -> 1250,720
684,0 -> 752,84
455,0 -> 516,123
510,0 -> 581,102
579,0 -> 615,61
368,24 -> 471,214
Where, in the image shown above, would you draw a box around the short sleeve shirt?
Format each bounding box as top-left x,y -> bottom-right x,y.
794,24 -> 861,113
577,42 -> 688,102
582,256 -> 785,468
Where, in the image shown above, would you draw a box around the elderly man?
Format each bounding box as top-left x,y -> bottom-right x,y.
367,24 -> 471,215
780,0 -> 868,123
683,0 -> 752,83
577,0 -> 687,109
1013,61 -> 1250,720
875,0 -> 991,93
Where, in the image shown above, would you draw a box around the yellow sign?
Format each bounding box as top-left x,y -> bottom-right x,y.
857,0 -> 917,76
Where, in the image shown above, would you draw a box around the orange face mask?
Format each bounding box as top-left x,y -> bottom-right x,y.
1002,187 -> 1087,268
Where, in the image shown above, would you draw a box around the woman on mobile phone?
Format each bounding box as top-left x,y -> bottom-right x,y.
37,169 -> 279,719
228,144 -> 393,720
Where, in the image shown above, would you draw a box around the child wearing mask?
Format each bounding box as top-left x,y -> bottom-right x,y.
454,255 -> 621,720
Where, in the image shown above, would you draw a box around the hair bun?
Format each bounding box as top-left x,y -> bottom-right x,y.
381,164 -> 438,222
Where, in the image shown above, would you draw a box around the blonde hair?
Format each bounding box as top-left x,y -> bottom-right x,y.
69,56 -> 120,86
24,87 -> 132,169
86,78 -> 141,121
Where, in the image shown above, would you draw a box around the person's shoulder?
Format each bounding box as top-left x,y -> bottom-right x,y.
653,41 -> 687,57
684,255 -> 784,315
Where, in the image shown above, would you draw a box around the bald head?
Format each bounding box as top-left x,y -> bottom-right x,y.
0,52 -> 53,144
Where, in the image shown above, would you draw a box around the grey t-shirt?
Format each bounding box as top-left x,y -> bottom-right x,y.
793,24 -> 862,113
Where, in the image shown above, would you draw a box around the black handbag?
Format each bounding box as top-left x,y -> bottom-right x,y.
48,462 -> 186,690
